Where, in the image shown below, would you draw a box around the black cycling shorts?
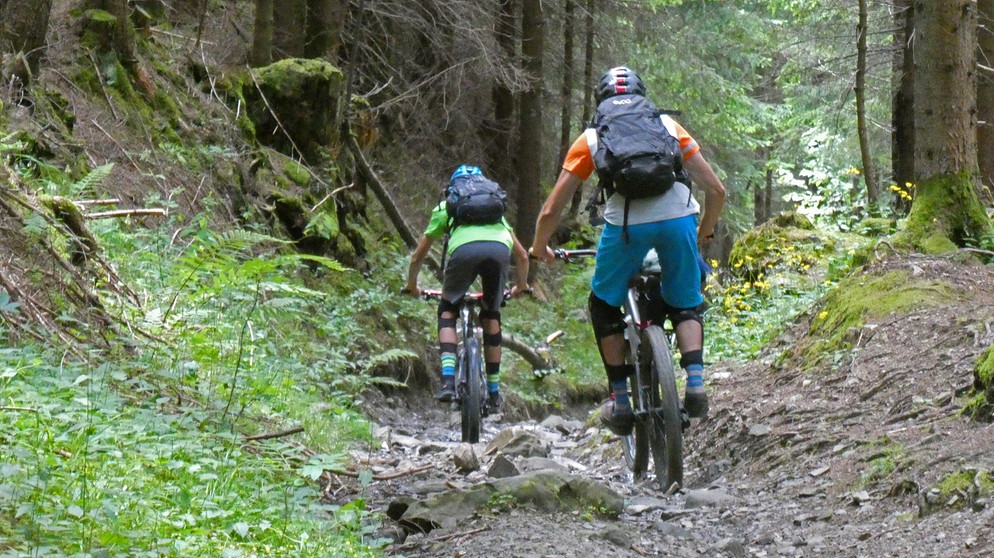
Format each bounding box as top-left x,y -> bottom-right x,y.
442,241 -> 510,312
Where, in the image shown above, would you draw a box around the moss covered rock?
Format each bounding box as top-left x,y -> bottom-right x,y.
728,211 -> 833,281
966,346 -> 994,421
244,59 -> 345,161
793,269 -> 958,370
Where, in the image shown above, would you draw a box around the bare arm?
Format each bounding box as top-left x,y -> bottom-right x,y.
683,152 -> 726,245
403,235 -> 435,294
529,169 -> 584,263
509,232 -> 531,295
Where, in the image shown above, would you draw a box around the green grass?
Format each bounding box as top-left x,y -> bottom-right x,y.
0,210 -> 389,556
0,348 -> 385,556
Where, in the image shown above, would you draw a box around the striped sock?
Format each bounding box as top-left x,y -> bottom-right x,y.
441,352 -> 456,382
686,363 -> 705,393
486,362 -> 500,394
609,379 -> 630,408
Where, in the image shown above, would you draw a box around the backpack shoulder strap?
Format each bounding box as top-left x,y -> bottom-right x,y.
660,114 -> 679,137
584,127 -> 598,154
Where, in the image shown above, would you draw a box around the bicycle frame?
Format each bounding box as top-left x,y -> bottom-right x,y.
552,248 -> 684,486
420,290 -> 506,443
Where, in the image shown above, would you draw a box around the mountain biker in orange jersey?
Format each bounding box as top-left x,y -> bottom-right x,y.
403,165 -> 531,411
529,67 -> 726,435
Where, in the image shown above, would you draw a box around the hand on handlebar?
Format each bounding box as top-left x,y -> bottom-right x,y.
528,245 -> 555,265
400,284 -> 420,297
510,284 -> 533,298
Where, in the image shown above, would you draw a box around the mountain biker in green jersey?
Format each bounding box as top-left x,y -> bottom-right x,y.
403,165 -> 531,410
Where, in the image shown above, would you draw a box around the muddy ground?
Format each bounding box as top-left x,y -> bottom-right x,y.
340,255 -> 994,558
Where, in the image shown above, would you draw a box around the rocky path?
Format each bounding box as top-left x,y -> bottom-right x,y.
336,257 -> 994,558
349,396 -> 754,558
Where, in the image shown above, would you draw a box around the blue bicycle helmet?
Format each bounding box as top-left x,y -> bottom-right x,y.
596,66 -> 646,103
450,165 -> 483,183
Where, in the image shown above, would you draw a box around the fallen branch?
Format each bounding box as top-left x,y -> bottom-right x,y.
344,127 -> 419,249
245,426 -> 305,441
75,198 -> 121,206
503,334 -> 553,370
85,208 -> 167,220
326,463 -> 435,481
392,525 -> 490,551
1,406 -> 38,412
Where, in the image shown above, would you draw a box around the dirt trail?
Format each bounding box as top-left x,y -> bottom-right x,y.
341,256 -> 994,558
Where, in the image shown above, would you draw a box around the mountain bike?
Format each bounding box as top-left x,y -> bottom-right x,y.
420,290 -> 507,444
552,248 -> 687,490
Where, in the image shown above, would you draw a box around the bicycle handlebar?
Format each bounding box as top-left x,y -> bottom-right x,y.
551,248 -> 597,262
419,290 -> 513,304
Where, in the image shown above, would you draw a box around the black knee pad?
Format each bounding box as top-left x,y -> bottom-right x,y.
437,299 -> 459,329
588,292 -> 625,339
680,349 -> 703,369
479,309 -> 501,323
669,306 -> 703,328
483,331 -> 502,347
440,342 -> 457,354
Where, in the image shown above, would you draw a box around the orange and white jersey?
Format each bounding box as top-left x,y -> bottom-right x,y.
563,115 -> 701,226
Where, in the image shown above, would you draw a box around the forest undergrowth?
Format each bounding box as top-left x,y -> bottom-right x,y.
0,142 -> 856,556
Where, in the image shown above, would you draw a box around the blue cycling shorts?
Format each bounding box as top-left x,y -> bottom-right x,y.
591,215 -> 704,309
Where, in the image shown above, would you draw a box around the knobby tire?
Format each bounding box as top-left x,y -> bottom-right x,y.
640,325 -> 683,489
622,333 -> 650,478
461,337 -> 483,443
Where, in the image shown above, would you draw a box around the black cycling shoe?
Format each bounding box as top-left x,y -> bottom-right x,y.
434,378 -> 456,403
487,392 -> 504,414
684,391 -> 709,419
599,401 -> 635,436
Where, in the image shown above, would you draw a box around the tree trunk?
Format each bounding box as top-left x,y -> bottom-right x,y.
84,0 -> 155,98
304,0 -> 347,61
273,0 -> 306,58
569,0 -> 596,218
855,0 -> 878,209
753,147 -> 771,226
516,0 -> 544,246
86,0 -> 137,62
131,0 -> 165,34
901,0 -> 992,251
251,0 -> 273,67
560,0 -> 579,220
581,0 -> 595,125
978,0 -> 994,204
488,0 -> 516,189
892,0 -> 915,215
0,0 -> 52,76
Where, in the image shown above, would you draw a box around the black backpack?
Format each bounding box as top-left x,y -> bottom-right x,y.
590,94 -> 685,200
444,175 -> 508,227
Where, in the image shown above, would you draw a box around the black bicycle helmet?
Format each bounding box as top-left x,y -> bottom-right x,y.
595,66 -> 646,103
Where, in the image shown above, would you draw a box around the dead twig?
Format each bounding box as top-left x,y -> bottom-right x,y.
75,199 -> 121,206
88,51 -> 120,121
245,426 -> 305,441
392,525 -> 491,551
89,119 -> 143,173
1,406 -> 38,412
327,463 -> 435,481
85,208 -> 167,220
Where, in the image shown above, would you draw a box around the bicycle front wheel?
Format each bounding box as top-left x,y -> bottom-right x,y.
623,331 -> 649,479
460,337 -> 483,443
639,325 -> 683,490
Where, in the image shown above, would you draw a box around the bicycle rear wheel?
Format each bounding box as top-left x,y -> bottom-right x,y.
460,337 -> 483,443
639,325 -> 683,489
